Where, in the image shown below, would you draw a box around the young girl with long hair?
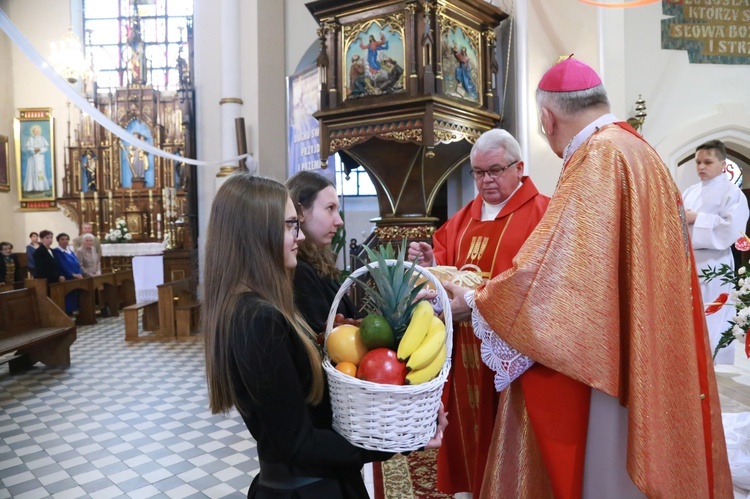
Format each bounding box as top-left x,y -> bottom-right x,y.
286,171 -> 359,334
203,173 -> 391,498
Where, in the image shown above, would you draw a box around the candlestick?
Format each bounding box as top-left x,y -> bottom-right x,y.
80,191 -> 85,215
93,190 -> 99,232
108,190 -> 113,202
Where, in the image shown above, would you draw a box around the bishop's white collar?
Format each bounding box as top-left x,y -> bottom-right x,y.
563,114 -> 619,165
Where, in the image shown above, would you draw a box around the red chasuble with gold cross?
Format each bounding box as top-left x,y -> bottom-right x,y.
433,176 -> 549,496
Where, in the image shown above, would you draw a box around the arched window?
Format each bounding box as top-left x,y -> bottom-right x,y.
83,0 -> 193,91
334,154 -> 377,197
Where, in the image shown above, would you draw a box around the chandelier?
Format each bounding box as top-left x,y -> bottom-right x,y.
50,28 -> 90,85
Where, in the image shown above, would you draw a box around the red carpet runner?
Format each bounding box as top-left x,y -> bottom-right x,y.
373,450 -> 454,499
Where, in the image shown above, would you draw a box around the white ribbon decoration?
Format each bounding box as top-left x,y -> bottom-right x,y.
0,8 -> 251,168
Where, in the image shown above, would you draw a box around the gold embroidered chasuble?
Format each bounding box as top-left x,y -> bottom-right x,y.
432,177 -> 549,495
475,124 -> 732,498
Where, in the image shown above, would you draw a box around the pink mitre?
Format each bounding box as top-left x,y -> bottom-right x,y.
538,55 -> 602,92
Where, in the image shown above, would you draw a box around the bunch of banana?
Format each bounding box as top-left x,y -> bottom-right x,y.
396,300 -> 435,361
405,316 -> 447,384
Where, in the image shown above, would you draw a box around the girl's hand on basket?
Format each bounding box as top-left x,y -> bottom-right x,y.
443,281 -> 471,322
415,288 -> 442,315
424,403 -> 448,450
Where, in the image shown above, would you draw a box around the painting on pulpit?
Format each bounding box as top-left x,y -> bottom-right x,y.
343,16 -> 405,100
441,25 -> 480,103
120,120 -> 154,188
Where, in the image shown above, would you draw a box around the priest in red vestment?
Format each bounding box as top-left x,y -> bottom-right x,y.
445,57 -> 732,498
407,129 -> 549,497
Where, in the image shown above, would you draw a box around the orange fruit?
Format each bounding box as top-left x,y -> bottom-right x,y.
326,324 -> 368,366
335,361 -> 358,377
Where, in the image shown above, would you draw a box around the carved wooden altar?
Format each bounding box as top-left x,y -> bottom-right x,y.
307,0 -> 507,241
57,18 -> 197,253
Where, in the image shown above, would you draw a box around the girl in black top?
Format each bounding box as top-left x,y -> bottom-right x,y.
203,174 -> 392,498
286,171 -> 358,334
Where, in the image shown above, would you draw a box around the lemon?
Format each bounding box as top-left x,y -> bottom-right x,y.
359,315 -> 395,350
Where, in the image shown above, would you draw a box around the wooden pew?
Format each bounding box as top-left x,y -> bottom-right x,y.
0,286 -> 76,373
114,270 -> 136,307
12,252 -> 29,279
125,278 -> 199,341
92,273 -> 120,317
158,278 -> 200,340
123,300 -> 160,341
49,278 -> 96,325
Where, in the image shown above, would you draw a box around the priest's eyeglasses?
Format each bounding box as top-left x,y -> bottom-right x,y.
285,218 -> 301,238
469,160 -> 519,180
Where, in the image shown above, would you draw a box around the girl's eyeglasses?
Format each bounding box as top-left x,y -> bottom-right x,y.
285,219 -> 301,238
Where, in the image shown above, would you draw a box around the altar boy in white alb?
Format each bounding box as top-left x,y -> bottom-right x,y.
683,139 -> 750,364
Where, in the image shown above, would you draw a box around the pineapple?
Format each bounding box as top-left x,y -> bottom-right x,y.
352,241 -> 427,344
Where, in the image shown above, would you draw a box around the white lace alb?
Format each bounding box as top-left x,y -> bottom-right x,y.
465,290 -> 534,391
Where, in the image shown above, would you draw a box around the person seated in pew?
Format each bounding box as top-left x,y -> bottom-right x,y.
26,232 -> 40,278
53,233 -> 82,314
33,230 -> 64,284
0,242 -> 22,285
75,234 -> 101,278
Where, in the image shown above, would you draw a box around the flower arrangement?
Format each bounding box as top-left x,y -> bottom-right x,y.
103,218 -> 133,243
700,236 -> 750,359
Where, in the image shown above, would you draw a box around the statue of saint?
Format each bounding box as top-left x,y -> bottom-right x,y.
83,150 -> 97,191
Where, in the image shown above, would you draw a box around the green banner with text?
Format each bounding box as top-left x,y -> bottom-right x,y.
662,0 -> 750,64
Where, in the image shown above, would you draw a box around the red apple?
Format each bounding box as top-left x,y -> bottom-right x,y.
357,348 -> 408,385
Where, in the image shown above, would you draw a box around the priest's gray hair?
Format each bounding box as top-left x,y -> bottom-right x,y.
536,84 -> 610,117
470,128 -> 522,164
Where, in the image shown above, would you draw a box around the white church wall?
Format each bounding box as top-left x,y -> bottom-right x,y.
520,0 -> 600,197
0,0 -> 19,246
4,0 -> 78,247
193,0 -> 224,248
619,3 -> 750,192
285,0 -> 320,77
194,0 -> 287,250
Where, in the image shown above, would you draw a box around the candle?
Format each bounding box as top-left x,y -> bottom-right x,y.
80,190 -> 85,209
108,190 -> 113,202
149,189 -> 153,203
94,190 -> 98,203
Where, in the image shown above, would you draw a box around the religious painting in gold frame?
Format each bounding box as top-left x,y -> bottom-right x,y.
14,108 -> 57,210
0,136 -> 9,192
341,12 -> 406,101
440,20 -> 481,104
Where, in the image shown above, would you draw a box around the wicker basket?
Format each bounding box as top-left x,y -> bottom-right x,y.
323,261 -> 453,452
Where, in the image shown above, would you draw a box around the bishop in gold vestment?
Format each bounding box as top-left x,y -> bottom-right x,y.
446,58 -> 732,499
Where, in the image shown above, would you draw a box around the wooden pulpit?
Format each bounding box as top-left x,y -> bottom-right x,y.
307,0 -> 507,241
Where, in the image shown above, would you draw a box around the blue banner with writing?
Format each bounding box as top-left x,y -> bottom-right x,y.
287,65 -> 336,183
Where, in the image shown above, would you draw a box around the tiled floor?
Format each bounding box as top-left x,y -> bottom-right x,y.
716,346 -> 750,413
0,316 -> 256,498
1,315 -> 748,498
